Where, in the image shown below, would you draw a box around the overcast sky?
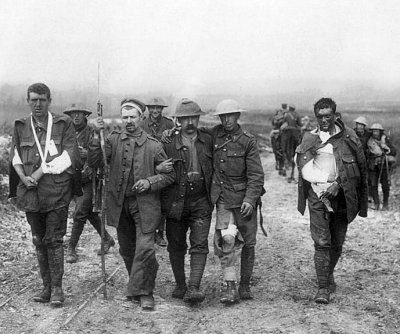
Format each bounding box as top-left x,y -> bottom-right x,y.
1,0 -> 400,96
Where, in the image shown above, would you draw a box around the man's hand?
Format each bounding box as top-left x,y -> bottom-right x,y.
160,128 -> 175,144
240,201 -> 254,217
320,181 -> 340,200
93,116 -> 105,132
78,146 -> 88,159
156,158 -> 174,173
132,179 -> 151,193
21,175 -> 38,189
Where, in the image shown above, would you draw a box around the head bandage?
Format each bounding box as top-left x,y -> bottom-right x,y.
121,102 -> 143,115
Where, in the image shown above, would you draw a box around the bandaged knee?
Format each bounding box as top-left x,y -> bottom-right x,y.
220,214 -> 237,252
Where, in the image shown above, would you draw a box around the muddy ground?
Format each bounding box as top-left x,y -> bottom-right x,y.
1,151 -> 400,334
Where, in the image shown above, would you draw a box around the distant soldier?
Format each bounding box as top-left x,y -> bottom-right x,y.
161,99 -> 214,304
296,97 -> 368,304
300,115 -> 314,137
209,99 -> 265,304
270,107 -> 285,174
9,83 -> 82,306
281,104 -> 302,182
63,104 -> 115,264
366,123 -> 396,211
140,97 -> 175,247
353,116 -> 370,153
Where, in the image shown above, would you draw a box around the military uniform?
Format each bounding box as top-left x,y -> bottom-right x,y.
88,118 -> 174,301
9,110 -> 81,306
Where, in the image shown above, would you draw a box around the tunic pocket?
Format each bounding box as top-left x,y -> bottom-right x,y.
226,150 -> 246,176
342,154 -> 360,177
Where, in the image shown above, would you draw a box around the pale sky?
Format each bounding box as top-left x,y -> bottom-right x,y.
1,0 -> 400,96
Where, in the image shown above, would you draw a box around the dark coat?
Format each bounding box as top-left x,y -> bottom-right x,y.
88,129 -> 175,233
209,124 -> 264,209
161,129 -> 214,220
9,113 -> 81,212
296,120 -> 368,223
139,116 -> 174,141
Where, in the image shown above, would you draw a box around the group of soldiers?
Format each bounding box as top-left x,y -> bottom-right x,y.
8,83 -> 390,312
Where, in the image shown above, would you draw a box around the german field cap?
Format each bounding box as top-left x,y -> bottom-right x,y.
289,104 -> 296,110
146,97 -> 168,108
212,99 -> 247,116
120,98 -> 146,115
63,104 -> 91,116
172,98 -> 205,117
370,123 -> 384,131
354,116 -> 368,126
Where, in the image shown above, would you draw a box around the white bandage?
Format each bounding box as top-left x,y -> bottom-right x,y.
42,150 -> 72,174
121,102 -> 143,115
220,213 -> 238,238
12,148 -> 23,166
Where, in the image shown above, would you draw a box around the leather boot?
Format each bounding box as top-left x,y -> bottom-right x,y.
183,253 -> 206,303
314,249 -> 330,304
48,244 -> 65,307
169,253 -> 187,299
220,281 -> 239,304
66,221 -> 84,263
33,247 -> 51,303
239,247 -> 255,300
97,232 -> 116,255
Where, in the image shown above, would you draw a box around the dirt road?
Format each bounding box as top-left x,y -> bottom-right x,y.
1,151 -> 400,333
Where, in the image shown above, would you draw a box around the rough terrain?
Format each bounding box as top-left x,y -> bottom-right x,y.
1,150 -> 400,334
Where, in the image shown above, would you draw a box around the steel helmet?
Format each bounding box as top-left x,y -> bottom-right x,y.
63,104 -> 91,116
212,99 -> 247,116
354,116 -> 368,126
172,98 -> 205,117
370,123 -> 384,131
146,97 -> 168,108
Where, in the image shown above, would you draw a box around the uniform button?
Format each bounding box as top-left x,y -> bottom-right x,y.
35,153 -> 39,156
189,183 -> 193,186
183,160 -> 186,163
220,170 -> 224,173
183,148 -> 187,151
180,194 -> 184,197
190,188 -> 194,190
223,148 -> 227,151
220,181 -> 224,184
225,137 -> 229,141
220,159 -> 224,162
181,183 -> 185,186
303,157 -> 307,160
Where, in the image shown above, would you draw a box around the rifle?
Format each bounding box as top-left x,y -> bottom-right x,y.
92,64 -> 108,299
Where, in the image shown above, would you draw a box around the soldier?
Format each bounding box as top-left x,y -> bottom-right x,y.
270,107 -> 285,174
88,98 -> 174,311
296,97 -> 368,304
209,99 -> 265,304
140,97 -> 175,247
280,104 -> 302,182
353,116 -> 370,153
9,83 -> 81,306
63,104 -> 115,264
160,98 -> 214,304
366,123 -> 396,211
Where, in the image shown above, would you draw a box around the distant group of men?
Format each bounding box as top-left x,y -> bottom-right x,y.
8,83 -> 395,311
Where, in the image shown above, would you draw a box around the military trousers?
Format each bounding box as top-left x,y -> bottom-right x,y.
117,197 -> 159,297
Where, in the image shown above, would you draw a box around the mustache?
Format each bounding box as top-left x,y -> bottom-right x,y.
185,124 -> 196,130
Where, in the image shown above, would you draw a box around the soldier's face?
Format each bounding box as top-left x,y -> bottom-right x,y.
356,123 -> 365,133
148,106 -> 163,120
315,108 -> 335,132
121,109 -> 141,133
70,111 -> 86,127
372,129 -> 381,139
27,92 -> 51,119
219,112 -> 240,132
178,116 -> 199,135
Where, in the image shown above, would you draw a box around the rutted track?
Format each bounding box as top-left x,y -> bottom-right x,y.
1,151 -> 400,333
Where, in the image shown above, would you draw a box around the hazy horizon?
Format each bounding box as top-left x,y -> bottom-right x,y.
1,0 -> 400,97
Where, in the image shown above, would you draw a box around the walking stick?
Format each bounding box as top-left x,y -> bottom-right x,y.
97,63 -> 108,299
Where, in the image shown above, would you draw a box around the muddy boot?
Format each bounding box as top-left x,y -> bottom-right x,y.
66,221 -> 84,264
169,253 -> 187,299
97,232 -> 116,255
314,250 -> 330,304
381,192 -> 389,211
239,247 -> 255,300
155,230 -> 167,247
183,253 -> 206,303
140,294 -> 155,311
48,244 -> 65,307
220,281 -> 239,304
33,247 -> 51,303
